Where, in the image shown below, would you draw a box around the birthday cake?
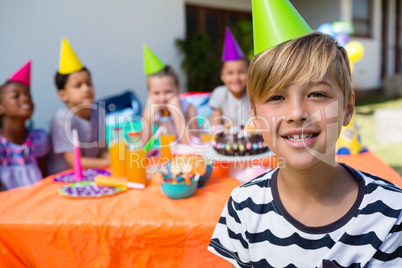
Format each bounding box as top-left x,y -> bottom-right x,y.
211,125 -> 269,156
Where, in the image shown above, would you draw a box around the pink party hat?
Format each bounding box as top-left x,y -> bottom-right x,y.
222,28 -> 245,62
8,60 -> 31,88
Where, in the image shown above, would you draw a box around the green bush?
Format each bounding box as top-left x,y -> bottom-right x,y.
176,19 -> 254,92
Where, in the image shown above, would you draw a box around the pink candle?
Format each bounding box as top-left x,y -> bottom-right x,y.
72,129 -> 83,181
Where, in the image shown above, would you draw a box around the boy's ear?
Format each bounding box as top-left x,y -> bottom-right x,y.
57,89 -> 68,103
343,92 -> 355,126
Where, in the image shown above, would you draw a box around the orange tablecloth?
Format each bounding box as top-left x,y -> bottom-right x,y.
0,152 -> 400,268
338,151 -> 402,188
0,173 -> 240,268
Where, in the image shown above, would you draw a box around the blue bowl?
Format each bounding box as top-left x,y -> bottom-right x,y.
161,180 -> 198,200
198,161 -> 213,188
165,158 -> 213,188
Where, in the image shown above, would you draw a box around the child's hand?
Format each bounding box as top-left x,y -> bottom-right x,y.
167,95 -> 181,107
167,96 -> 182,114
144,98 -> 165,116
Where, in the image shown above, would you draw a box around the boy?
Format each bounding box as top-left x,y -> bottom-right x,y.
47,38 -> 109,175
208,1 -> 402,267
209,28 -> 251,126
141,45 -> 197,145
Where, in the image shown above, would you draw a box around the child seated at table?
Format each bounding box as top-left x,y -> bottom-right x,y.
208,1 -> 402,267
208,28 -> 251,126
0,61 -> 50,191
141,45 -> 197,145
47,38 -> 109,175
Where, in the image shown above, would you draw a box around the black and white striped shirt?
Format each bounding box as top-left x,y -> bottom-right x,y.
208,164 -> 402,267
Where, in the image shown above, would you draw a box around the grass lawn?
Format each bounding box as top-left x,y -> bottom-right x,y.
354,92 -> 402,176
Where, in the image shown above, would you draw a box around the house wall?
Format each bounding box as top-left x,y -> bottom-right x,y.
0,0 -> 186,129
292,0 -> 341,30
295,0 -> 383,90
0,0 -> 389,129
185,0 -> 384,90
350,0 -> 383,90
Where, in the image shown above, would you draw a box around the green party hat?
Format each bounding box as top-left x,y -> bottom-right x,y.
143,44 -> 165,75
252,0 -> 312,55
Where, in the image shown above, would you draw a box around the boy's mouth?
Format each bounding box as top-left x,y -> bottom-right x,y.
20,103 -> 33,110
283,133 -> 318,141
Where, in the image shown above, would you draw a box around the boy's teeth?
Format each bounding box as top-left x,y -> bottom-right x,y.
286,134 -> 314,141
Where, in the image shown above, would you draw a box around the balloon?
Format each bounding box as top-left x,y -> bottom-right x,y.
335,32 -> 350,47
345,41 -> 364,62
317,23 -> 336,37
333,20 -> 354,35
350,62 -> 354,74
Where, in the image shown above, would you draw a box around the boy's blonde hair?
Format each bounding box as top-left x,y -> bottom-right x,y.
247,32 -> 352,110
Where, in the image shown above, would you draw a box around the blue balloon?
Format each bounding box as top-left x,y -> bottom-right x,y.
317,23 -> 336,38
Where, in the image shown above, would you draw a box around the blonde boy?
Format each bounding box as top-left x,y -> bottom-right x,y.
208,24 -> 402,268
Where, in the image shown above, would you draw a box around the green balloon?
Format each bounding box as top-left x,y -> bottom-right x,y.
333,20 -> 354,35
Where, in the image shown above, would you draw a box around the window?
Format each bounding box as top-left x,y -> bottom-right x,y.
352,0 -> 373,37
181,5 -> 252,92
185,5 -> 251,42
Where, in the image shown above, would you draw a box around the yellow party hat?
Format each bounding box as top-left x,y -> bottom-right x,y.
336,113 -> 367,155
58,38 -> 84,75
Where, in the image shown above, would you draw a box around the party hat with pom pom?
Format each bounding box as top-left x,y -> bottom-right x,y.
222,27 -> 245,62
336,113 -> 367,155
8,60 -> 31,88
252,0 -> 312,55
143,44 -> 165,75
59,38 -> 84,74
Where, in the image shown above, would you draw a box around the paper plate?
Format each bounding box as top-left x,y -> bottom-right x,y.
53,169 -> 111,183
59,181 -> 126,198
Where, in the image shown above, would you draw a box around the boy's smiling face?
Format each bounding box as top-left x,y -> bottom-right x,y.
220,59 -> 248,98
58,70 -> 95,109
251,73 -> 354,170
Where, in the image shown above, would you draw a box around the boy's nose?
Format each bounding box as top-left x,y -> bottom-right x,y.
285,99 -> 309,123
20,93 -> 31,102
161,94 -> 168,103
82,84 -> 91,91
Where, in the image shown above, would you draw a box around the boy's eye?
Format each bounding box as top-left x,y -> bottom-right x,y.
267,95 -> 284,102
309,92 -> 325,98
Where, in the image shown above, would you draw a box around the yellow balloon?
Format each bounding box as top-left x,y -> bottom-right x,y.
345,41 -> 364,62
350,61 -> 354,74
